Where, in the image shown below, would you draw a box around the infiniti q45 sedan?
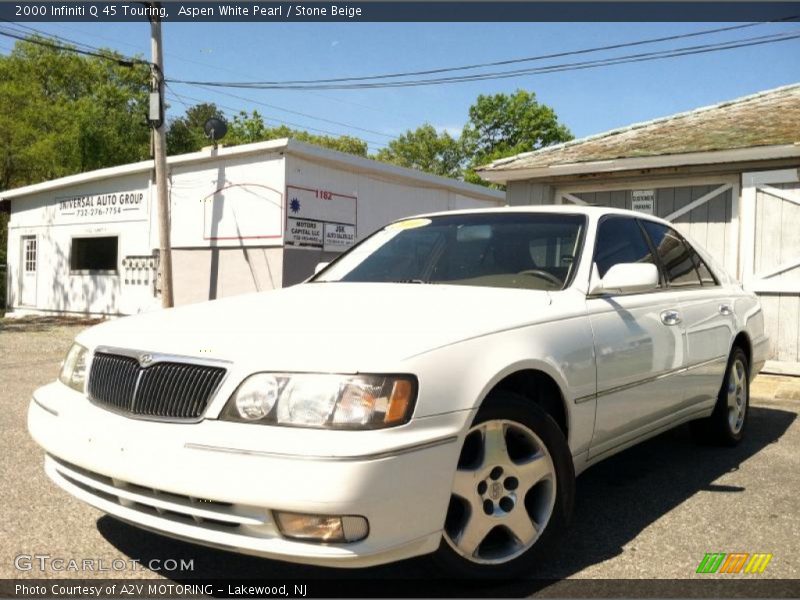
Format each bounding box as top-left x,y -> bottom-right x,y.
29,206 -> 768,577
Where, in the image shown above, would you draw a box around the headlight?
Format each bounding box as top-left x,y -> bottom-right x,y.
59,343 -> 89,393
222,373 -> 416,429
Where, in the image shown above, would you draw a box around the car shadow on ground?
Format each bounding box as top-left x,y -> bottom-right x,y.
97,405 -> 796,596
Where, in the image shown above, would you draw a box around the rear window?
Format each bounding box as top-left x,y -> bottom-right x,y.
640,222 -> 711,288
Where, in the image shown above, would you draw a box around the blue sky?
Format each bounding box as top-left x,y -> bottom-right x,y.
2,21 -> 799,152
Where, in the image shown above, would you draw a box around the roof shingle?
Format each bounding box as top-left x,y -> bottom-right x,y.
479,84 -> 800,174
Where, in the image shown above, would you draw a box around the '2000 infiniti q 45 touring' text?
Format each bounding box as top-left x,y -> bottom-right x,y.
29,206 -> 768,577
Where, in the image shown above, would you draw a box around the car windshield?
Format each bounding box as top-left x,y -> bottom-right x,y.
313,212 -> 586,290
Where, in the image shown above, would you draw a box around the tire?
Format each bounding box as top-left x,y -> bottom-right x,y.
691,346 -> 750,446
430,391 -> 575,578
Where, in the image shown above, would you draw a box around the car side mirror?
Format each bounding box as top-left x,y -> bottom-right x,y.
314,261 -> 330,275
589,263 -> 659,296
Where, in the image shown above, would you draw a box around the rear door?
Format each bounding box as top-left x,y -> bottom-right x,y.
587,216 -> 687,458
639,221 -> 733,409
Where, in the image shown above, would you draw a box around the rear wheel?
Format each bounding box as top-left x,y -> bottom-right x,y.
692,347 -> 749,446
431,392 -> 574,578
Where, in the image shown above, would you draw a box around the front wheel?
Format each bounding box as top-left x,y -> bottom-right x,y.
431,392 -> 574,578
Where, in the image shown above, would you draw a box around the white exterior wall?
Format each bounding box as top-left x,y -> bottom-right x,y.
4,140 -> 505,317
170,151 -> 285,249
7,172 -> 154,316
285,154 -> 501,246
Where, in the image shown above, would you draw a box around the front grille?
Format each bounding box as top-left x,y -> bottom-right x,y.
88,352 -> 226,420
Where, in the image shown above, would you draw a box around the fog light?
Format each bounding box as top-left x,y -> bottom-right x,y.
274,512 -> 368,543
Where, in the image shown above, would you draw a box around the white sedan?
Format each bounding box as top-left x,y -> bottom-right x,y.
29,206 -> 768,577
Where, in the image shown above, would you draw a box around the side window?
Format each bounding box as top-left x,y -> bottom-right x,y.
640,221 -> 702,288
593,216 -> 656,278
692,253 -> 718,286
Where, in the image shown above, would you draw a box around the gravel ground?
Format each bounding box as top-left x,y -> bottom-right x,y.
1,318 -> 798,595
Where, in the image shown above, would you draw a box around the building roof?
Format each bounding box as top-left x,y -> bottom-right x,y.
0,138 -> 505,202
479,83 -> 800,182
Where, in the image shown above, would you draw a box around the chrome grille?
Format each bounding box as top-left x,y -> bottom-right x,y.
88,352 -> 226,420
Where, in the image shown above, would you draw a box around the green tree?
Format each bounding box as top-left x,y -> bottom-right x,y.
224,110 -> 369,157
0,38 -> 150,190
461,89 -> 572,184
165,102 -> 221,155
375,124 -> 463,178
371,90 -> 571,185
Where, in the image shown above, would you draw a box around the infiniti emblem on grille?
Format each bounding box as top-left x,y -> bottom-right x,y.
138,353 -> 154,367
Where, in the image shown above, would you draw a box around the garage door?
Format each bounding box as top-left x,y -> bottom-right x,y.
741,169 -> 800,367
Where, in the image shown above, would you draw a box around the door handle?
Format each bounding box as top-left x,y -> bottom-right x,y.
660,310 -> 682,326
719,304 -> 733,316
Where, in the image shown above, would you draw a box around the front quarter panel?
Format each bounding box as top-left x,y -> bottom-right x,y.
402,293 -> 596,457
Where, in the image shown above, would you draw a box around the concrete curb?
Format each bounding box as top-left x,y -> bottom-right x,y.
752,374 -> 800,402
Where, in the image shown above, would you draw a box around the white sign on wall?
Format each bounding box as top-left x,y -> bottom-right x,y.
285,185 -> 357,249
286,218 -> 324,246
56,190 -> 148,223
631,190 -> 655,215
323,223 -> 356,252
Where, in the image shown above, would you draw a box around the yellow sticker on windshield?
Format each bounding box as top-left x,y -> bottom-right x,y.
388,218 -> 431,231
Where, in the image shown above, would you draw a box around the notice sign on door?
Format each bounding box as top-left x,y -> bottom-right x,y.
631,190 -> 655,215
285,185 -> 357,249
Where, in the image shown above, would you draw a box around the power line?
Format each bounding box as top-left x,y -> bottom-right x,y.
2,19 -> 399,138
168,19 -> 797,87
35,21 -> 418,121
169,30 -> 800,90
0,27 -> 148,67
164,90 -> 390,149
0,21 -> 397,145
184,83 -> 396,138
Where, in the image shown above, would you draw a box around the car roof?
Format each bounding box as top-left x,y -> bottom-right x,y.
407,204 -> 673,226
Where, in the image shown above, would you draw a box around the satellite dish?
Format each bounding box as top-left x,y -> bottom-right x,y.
203,117 -> 228,148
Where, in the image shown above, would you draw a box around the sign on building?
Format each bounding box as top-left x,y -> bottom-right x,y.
631,190 -> 655,215
56,190 -> 149,223
285,185 -> 357,249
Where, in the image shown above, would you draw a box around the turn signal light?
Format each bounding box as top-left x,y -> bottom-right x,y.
274,512 -> 369,543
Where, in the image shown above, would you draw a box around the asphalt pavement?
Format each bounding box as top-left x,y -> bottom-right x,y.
1,317 -> 798,595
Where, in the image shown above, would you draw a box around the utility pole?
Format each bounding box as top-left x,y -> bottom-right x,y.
149,3 -> 174,308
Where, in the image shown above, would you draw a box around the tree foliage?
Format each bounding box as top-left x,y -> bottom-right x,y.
0,39 -> 151,191
165,102 -> 220,155
375,124 -> 462,179
0,40 -> 570,192
166,107 -> 369,157
376,90 -> 571,185
460,90 -> 572,184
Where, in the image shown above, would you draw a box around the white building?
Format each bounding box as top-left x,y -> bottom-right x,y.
2,138 -> 504,317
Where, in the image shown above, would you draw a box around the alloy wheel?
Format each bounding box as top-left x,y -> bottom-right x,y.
727,358 -> 747,434
444,419 -> 557,564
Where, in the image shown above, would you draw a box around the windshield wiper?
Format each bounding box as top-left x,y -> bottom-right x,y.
389,279 -> 429,284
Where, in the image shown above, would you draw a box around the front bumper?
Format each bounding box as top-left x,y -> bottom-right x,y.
29,382 -> 469,568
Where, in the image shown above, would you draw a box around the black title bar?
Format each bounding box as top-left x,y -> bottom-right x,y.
4,2 -> 800,23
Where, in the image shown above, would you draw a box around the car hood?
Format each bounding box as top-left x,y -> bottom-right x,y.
78,283 -> 556,372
